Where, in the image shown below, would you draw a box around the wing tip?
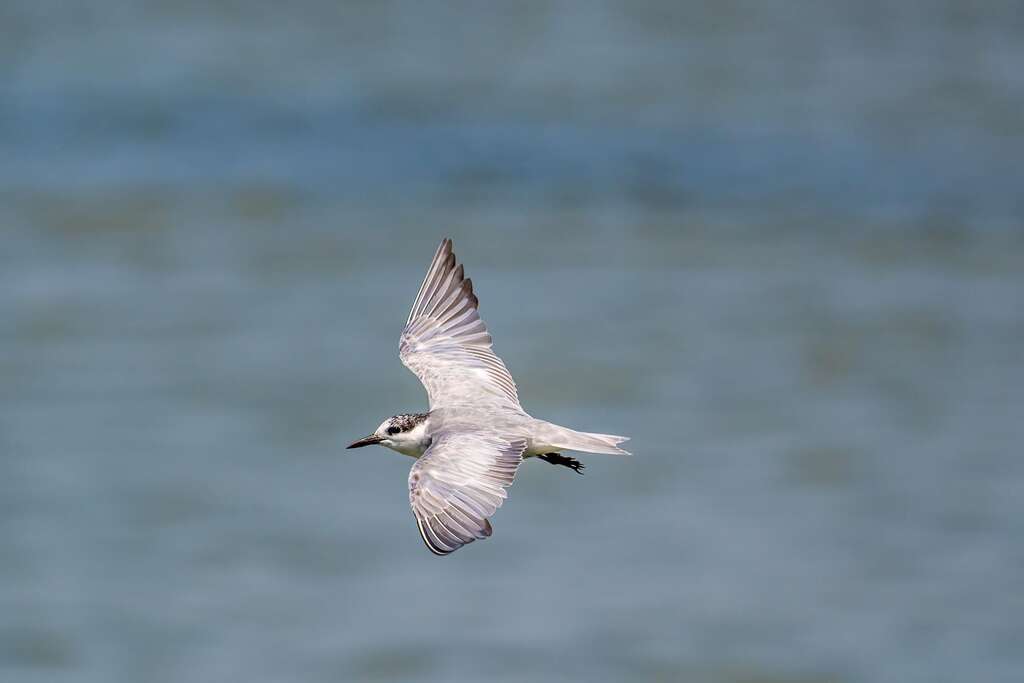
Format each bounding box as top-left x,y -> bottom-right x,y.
430,239 -> 450,270
438,237 -> 453,259
461,278 -> 479,308
416,517 -> 455,556
415,515 -> 493,556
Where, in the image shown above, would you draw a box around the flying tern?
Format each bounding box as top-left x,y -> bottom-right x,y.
348,238 -> 630,555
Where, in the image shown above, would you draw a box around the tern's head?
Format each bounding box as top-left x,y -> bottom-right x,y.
347,413 -> 430,456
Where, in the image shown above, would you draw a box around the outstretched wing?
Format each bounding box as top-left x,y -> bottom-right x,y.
399,238 -> 521,410
408,431 -> 526,555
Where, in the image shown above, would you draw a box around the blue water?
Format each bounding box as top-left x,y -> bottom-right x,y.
3,3 -> 1023,682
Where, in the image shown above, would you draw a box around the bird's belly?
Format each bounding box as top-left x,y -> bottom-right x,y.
523,440 -> 555,457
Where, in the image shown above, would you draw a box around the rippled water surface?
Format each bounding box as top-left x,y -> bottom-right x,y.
3,3 -> 1023,682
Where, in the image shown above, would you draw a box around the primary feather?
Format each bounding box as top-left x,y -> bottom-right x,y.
400,238 -> 521,410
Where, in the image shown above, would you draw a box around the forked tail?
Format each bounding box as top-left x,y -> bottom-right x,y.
541,423 -> 632,455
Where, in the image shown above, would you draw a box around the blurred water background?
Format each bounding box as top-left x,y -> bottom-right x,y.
3,2 -> 1024,682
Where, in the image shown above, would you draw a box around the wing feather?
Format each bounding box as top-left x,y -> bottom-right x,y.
408,432 -> 526,555
400,239 -> 521,409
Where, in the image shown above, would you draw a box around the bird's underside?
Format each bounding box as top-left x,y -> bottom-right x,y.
390,238 -> 629,555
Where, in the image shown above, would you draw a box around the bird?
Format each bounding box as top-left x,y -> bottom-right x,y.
348,238 -> 630,555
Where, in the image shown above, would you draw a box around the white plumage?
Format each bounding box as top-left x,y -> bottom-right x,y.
348,238 -> 630,555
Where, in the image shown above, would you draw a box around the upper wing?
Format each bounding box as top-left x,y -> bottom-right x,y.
399,238 -> 521,410
408,431 -> 526,555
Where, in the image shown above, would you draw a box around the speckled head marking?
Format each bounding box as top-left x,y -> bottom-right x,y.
382,413 -> 429,436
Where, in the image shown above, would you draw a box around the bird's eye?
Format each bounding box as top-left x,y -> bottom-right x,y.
386,426 -> 399,435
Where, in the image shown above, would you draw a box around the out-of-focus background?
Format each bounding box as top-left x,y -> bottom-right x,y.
3,2 -> 1023,682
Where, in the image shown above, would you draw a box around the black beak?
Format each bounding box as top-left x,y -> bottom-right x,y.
347,434 -> 383,449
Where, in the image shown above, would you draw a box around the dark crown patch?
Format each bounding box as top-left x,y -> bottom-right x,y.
390,413 -> 429,432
